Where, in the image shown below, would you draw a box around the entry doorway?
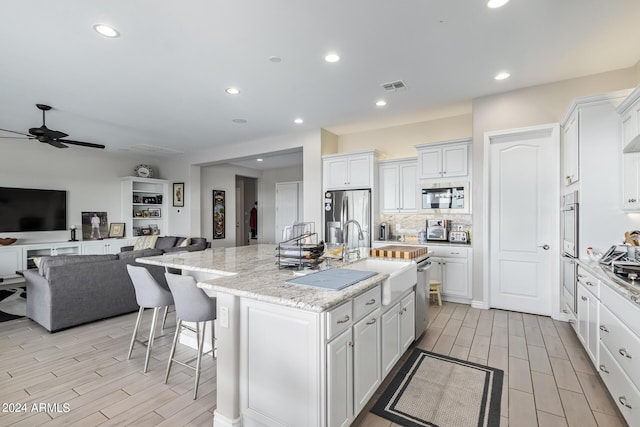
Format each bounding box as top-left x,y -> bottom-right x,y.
235,176 -> 258,247
275,181 -> 303,243
484,124 -> 560,316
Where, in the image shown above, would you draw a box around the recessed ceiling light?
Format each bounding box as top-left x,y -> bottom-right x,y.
494,71 -> 511,80
232,118 -> 247,124
257,158 -> 264,162
325,53 -> 340,63
376,100 -> 387,107
226,87 -> 240,95
93,24 -> 119,38
294,118 -> 304,124
269,56 -> 282,63
487,0 -> 509,8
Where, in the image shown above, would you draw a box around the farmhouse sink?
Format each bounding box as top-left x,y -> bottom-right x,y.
342,258 -> 417,305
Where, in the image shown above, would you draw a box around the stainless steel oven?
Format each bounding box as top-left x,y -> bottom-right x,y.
561,191 -> 579,315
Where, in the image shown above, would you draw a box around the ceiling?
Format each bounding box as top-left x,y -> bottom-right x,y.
1,0 -> 639,156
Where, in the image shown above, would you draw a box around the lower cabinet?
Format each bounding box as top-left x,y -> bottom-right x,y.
381,292 -> 415,378
327,329 -> 353,427
353,308 -> 382,415
82,238 -> 136,254
429,246 -> 471,302
576,283 -> 599,364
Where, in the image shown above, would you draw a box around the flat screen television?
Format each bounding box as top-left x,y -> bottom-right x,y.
0,187 -> 67,232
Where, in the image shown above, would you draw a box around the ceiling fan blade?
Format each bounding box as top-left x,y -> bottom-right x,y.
47,139 -> 68,149
58,139 -> 106,149
0,128 -> 31,137
30,127 -> 68,139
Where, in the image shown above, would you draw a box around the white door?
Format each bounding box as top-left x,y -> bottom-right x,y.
487,125 -> 559,316
275,182 -> 302,242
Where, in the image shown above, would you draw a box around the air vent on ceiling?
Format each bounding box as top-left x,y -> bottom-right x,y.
128,144 -> 184,156
381,80 -> 407,91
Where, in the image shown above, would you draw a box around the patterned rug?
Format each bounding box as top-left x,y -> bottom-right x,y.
0,287 -> 26,322
372,349 -> 503,427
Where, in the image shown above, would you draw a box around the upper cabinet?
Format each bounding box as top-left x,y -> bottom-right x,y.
618,86 -> 640,210
378,158 -> 417,213
415,138 -> 470,181
323,151 -> 377,190
563,110 -> 580,186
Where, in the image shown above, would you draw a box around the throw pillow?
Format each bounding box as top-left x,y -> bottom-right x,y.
133,235 -> 159,251
178,237 -> 191,247
33,257 -> 42,269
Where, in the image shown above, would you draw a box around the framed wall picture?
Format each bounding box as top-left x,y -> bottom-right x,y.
173,183 -> 185,207
213,190 -> 225,240
108,223 -> 126,238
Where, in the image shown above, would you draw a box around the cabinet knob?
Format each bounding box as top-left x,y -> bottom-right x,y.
599,365 -> 609,374
586,281 -> 595,287
618,348 -> 633,359
600,325 -> 609,332
562,309 -> 569,314
618,396 -> 632,409
568,319 -> 576,325
581,296 -> 587,301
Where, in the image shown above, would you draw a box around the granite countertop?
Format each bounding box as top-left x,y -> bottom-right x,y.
137,244 -> 388,313
576,258 -> 640,303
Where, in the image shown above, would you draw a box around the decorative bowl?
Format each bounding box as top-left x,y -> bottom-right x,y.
0,238 -> 17,246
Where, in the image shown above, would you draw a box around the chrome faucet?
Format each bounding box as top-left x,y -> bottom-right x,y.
342,219 -> 365,263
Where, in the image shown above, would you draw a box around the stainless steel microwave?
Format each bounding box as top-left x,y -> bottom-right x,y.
421,182 -> 469,214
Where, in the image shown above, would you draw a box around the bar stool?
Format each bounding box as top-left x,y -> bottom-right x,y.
429,279 -> 442,306
126,265 -> 174,373
164,272 -> 217,399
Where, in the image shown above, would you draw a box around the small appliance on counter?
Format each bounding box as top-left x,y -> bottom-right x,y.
426,219 -> 450,241
449,230 -> 468,243
379,223 -> 388,241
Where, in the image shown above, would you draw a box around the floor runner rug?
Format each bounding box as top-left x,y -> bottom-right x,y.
371,348 -> 503,427
0,287 -> 26,322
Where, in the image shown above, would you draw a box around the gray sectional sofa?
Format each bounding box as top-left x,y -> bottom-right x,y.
120,236 -> 207,254
24,248 -> 169,332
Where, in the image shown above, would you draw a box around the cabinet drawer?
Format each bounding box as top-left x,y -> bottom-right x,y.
598,343 -> 640,426
429,246 -> 468,258
601,284 -> 640,337
353,285 -> 380,321
326,301 -> 353,341
600,304 -> 640,389
577,266 -> 599,298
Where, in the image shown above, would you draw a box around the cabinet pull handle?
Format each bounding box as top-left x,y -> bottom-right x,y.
568,319 -> 576,325
618,396 -> 632,409
599,325 -> 609,333
618,348 -> 632,359
631,295 -> 640,305
599,365 -> 609,374
581,296 -> 587,301
336,315 -> 350,324
576,274 -> 584,279
366,318 -> 376,325
365,299 -> 376,305
403,307 -> 407,312
562,309 -> 569,314
586,281 -> 595,287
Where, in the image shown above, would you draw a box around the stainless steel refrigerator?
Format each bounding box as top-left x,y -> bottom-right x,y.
324,189 -> 371,249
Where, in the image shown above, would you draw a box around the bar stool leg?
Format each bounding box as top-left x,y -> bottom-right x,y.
194,321 -> 205,399
165,318 -> 182,384
161,305 -> 169,333
144,307 -> 159,373
128,307 -> 144,360
211,320 -> 216,359
437,287 -> 442,306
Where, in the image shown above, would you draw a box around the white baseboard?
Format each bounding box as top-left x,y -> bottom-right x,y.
471,300 -> 489,309
213,410 -> 242,427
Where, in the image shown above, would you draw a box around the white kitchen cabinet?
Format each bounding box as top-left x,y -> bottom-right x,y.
0,246 -> 24,285
618,86 -> 640,211
353,308 -> 381,415
81,238 -> 137,255
380,289 -> 415,378
576,283 -> 599,364
429,246 -> 471,302
378,158 -> 417,213
415,139 -> 470,180
618,85 -> 640,151
327,328 -> 353,427
121,177 -> 169,238
323,151 -> 376,190
22,242 -> 82,269
562,109 -> 580,186
623,153 -> 640,209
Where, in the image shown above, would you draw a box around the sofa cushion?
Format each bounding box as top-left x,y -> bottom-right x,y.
118,248 -> 163,261
133,235 -> 158,251
178,237 -> 191,247
41,255 -> 118,280
155,236 -> 178,250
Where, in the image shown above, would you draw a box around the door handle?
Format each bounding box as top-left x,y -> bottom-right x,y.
539,244 -> 550,250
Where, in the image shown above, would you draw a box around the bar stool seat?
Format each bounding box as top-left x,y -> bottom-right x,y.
164,272 -> 217,399
429,279 -> 442,306
126,265 -> 174,373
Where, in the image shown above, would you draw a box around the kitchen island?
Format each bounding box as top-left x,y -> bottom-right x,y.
138,244 -> 416,427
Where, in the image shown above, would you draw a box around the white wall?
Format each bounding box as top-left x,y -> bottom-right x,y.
0,140 -> 149,243
261,166 -> 304,243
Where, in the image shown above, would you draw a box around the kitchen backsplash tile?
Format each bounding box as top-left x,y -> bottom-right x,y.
377,213 -> 471,239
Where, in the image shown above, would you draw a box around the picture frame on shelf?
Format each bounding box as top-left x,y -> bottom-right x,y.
142,196 -> 157,204
132,195 -> 141,203
81,211 -> 108,240
141,227 -> 152,236
156,194 -> 163,204
108,223 -> 126,238
134,210 -> 144,218
148,207 -> 161,218
173,182 -> 184,207
142,210 -> 150,218
149,224 -> 159,235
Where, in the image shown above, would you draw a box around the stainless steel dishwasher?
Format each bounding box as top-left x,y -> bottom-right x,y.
415,258 -> 432,339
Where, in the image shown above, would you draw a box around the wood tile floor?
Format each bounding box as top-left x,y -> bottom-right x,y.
353,301 -> 629,427
0,301 -> 628,426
